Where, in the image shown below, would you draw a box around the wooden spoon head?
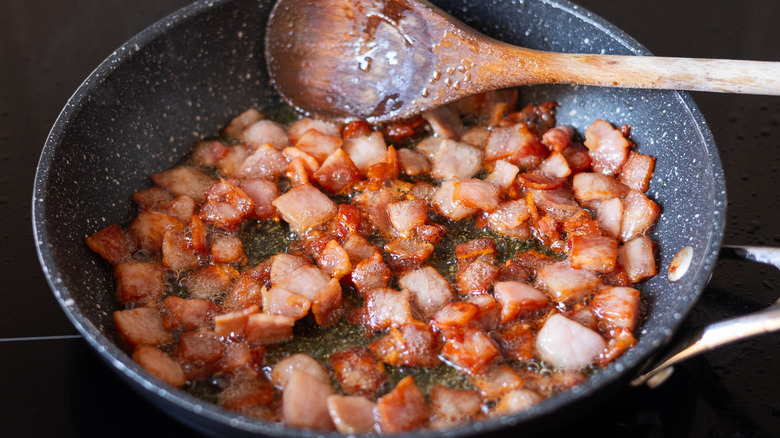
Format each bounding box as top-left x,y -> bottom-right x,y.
265,0 -> 476,123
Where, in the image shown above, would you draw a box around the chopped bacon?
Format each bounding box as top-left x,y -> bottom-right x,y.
429,385 -> 482,422
343,120 -> 372,139
327,395 -> 378,434
383,116 -> 425,143
219,377 -> 275,414
397,148 -> 431,176
384,238 -> 434,262
238,178 -> 278,220
217,340 -> 253,374
287,118 -> 342,144
192,140 -> 230,169
470,364 -> 525,400
455,237 -> 496,260
535,313 -> 606,370
432,179 -> 478,220
485,124 -> 548,169
456,259 -> 500,296
516,169 -> 566,190
599,327 -> 637,366
285,157 -> 310,187
128,209 -> 185,253
210,233 -> 247,265
274,265 -> 330,301
217,144 -> 253,176
370,322 -> 440,367
387,199 -> 428,238
182,264 -> 239,300
330,347 -> 387,397
590,286 -> 641,331
270,253 -> 309,285
512,250 -> 557,276
591,197 -> 623,239
233,143 -> 290,180
214,305 -> 260,339
313,148 -> 362,193
583,119 -> 630,176
241,119 -> 290,151
224,108 -> 262,139
282,370 -> 335,430
342,234 -> 381,265
620,190 -> 660,242
542,125 -> 574,152
350,252 -> 392,293
529,187 -> 581,221
343,131 -> 387,174
132,186 -> 175,209
352,188 -> 396,235
262,287 -> 311,320
188,214 -> 209,255
154,195 -> 196,223
132,345 -> 186,387
485,160 -> 520,191
617,236 -> 657,283
494,321 -> 536,362
312,278 -> 344,327
561,142 -> 593,174
568,235 -> 618,273
198,179 -> 254,232
494,389 -> 542,414
415,136 -> 444,161
244,313 -> 295,344
619,151 -> 655,192
162,296 -> 220,331
376,376 -> 430,433
538,151 -> 572,179
422,106 -> 463,139
271,353 -> 329,389
86,224 -> 131,265
460,125 -> 490,149
493,281 -> 550,324
415,223 -> 446,244
431,139 -> 483,180
364,287 -> 413,330
398,266 -> 453,318
441,326 -> 500,375
272,184 -> 338,234
499,259 -> 531,282
114,307 -> 172,349
175,329 -> 223,364
114,262 -> 164,305
536,262 -> 602,305
572,172 -> 629,202
453,179 -> 500,212
431,301 -> 479,335
480,89 -> 518,126
467,293 -> 501,331
314,240 -> 351,279
151,166 -> 217,203
487,199 -> 530,237
223,276 -> 264,310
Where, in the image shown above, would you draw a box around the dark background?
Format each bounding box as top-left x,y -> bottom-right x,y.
1,0 -> 778,437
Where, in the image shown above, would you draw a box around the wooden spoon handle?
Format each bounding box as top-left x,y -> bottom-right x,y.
486,45 -> 780,95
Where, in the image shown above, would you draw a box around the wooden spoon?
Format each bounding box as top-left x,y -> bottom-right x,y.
265,0 -> 780,123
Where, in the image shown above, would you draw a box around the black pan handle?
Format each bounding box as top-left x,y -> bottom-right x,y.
631,245 -> 780,388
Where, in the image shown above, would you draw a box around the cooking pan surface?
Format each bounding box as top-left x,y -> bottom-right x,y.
33,0 -> 725,436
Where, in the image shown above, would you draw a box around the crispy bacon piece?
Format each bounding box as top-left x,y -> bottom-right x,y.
242,120 -> 290,151
599,327 -> 637,366
367,146 -> 400,184
561,142 -> 592,174
591,197 -> 623,239
244,313 -> 295,344
384,238 -> 435,262
295,129 -> 344,164
154,195 -> 196,223
432,179 -> 478,220
288,118 -> 342,144
234,144 -> 290,180
219,377 -> 275,414
350,253 -> 392,293
620,190 -> 660,242
397,148 -> 431,176
183,264 -> 239,300
217,144 -> 253,176
431,302 -> 479,336
274,265 -> 330,301
128,209 -> 185,254
269,253 -> 308,285
370,322 -> 440,368
343,120 -> 372,139
224,108 -> 261,139
331,204 -> 364,239
535,314 -> 606,370
132,186 -> 175,209
151,166 -> 217,202
214,305 -> 259,338
327,395 -> 378,434
572,172 -> 629,202
584,119 -> 630,176
485,159 -> 520,190
493,281 -> 550,324
192,140 -> 231,169
315,240 -> 351,279
217,340 -> 253,374
590,286 -> 641,331
238,178 -> 278,220
272,184 -> 338,234
542,125 -> 574,152
516,170 -> 566,190
495,321 -> 536,362
271,353 -> 329,389
223,276 -> 264,310
399,266 -> 453,318
431,139 -> 483,180
343,131 -> 387,174
538,150 -> 572,179
132,345 -> 186,387
617,236 -> 657,282
162,296 -> 221,331
423,106 -> 463,139
485,124 -> 548,169
364,288 -> 413,330
453,179 -> 500,212
86,224 -> 131,265
377,376 -> 430,433
210,233 -> 246,265
387,199 -> 428,238
536,262 -> 602,305
568,235 -> 618,273
441,326 -> 500,375
429,385 -> 482,423
198,179 -> 254,232
460,125 -> 490,149
114,262 -> 164,305
384,116 -> 425,142
262,287 -> 311,320
330,347 -> 387,397
467,293 -> 501,331
175,329 -> 223,364
282,370 -> 335,430
619,151 -> 656,192
313,148 -> 362,193
352,188 -> 396,235
312,278 -> 344,327
342,234 -> 381,265
456,259 -> 500,296
114,307 -> 172,349
494,389 -> 542,414
470,364 -> 525,400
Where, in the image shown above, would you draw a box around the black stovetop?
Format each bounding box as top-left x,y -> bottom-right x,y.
1,0 -> 778,437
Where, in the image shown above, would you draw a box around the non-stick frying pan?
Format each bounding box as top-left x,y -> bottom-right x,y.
32,0 -> 737,436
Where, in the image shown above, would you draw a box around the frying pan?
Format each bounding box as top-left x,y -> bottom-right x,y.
32,0 -> 733,435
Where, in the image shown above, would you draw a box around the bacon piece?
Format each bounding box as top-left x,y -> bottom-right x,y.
269,253 -> 308,285
114,262 -> 163,305
370,322 -> 440,368
224,108 -> 261,139
456,259 -> 500,296
584,119 -> 630,176
285,156 -> 311,187
561,142 -> 592,174
384,116 -> 425,142
327,395 -> 378,434
431,301 -> 479,336
244,313 -> 295,344
538,151 -> 572,179
377,376 -> 430,433
283,147 -> 320,177
397,148 -> 431,176
470,364 -> 525,400
536,262 -> 602,305
233,143 -> 290,180
620,190 -> 660,242
210,233 -> 246,265
415,223 -> 446,244
216,340 -> 253,374
238,178 -> 277,220
529,187 -> 581,221
429,386 -> 482,423
619,151 -> 655,192
198,179 -> 253,231
274,265 -> 330,301
293,129 -> 344,164
466,293 -> 501,331
590,286 -> 641,331
516,170 -> 566,190
86,224 -> 131,265
283,370 -> 335,430
192,140 -> 231,169
591,198 -> 623,239
114,307 -> 172,349
455,237 -> 495,260
399,266 -> 453,318
422,106 -> 463,139
312,278 -> 344,327
485,124 -> 547,168
217,144 -> 253,176
366,146 -> 400,183
132,186 -> 176,209
542,125 -> 574,152
154,195 -> 196,223
460,125 -> 490,149
441,326 -> 500,375
132,345 -> 186,387
617,236 -> 657,282
343,120 -> 372,139
220,377 -> 275,414
494,389 -> 542,414
262,287 -> 311,320
288,118 -> 342,144
365,288 -> 413,330
485,160 -> 520,190
175,329 -> 223,364
151,166 -> 217,202
342,234 -> 381,265
330,347 -> 387,397
223,276 -> 264,310
214,305 -> 259,338
415,136 -> 444,161
487,199 -> 530,237
384,238 -> 434,262
128,209 -> 185,254
599,327 -> 637,366
352,188 -> 395,235
480,89 -> 518,126
493,281 -> 549,324
432,179 -> 479,220
536,313 -> 606,370
431,139 -> 483,180
162,296 -> 220,331
387,199 -> 428,238
183,264 -> 238,299
313,148 -> 362,193
495,321 -> 535,362
572,172 -> 629,202
351,253 -> 391,293
272,184 -> 338,234
314,240 -> 351,279
271,353 -> 329,389
343,131 -> 387,174
453,178 -> 500,212
568,235 -> 618,273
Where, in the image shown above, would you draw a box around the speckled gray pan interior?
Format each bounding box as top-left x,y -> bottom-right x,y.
33,0 -> 725,436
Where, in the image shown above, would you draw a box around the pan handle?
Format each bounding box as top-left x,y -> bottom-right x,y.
630,245 -> 780,388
